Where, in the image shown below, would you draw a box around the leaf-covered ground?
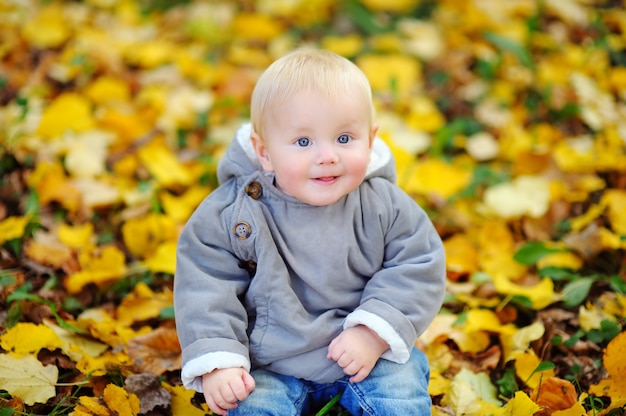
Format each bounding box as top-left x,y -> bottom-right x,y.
1,0 -> 626,415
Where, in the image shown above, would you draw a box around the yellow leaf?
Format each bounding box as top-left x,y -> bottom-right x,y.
76,350 -> 132,377
441,368 -> 502,416
603,331 -> 626,380
406,95 -> 446,133
85,76 -> 131,105
76,309 -> 145,349
24,236 -> 74,270
360,0 -> 420,13
452,330 -> 491,354
514,350 -> 555,389
552,402 -> 588,416
501,391 -> 541,416
37,93 -> 95,139
483,175 -> 551,219
443,233 -> 479,276
124,40 -> 175,68
536,251 -> 583,270
570,201 -> 606,232
160,185 -> 210,223
74,177 -> 121,209
602,189 -> 626,235
357,54 -> 421,96
502,322 -> 545,362
27,161 -> 82,211
321,34 -> 364,57
143,241 -> 177,275
57,223 -> 95,249
43,320 -> 108,362
232,13 -> 283,41
103,383 -> 140,416
21,4 -> 70,48
137,141 -> 193,187
65,245 -> 127,294
403,158 -> 471,199
116,282 -> 173,327
0,323 -> 64,357
98,109 -> 152,147
121,213 -> 177,258
0,354 -> 58,405
75,395 -> 110,416
64,131 -> 113,179
429,369 -> 451,396
163,382 -> 211,416
463,309 -> 517,335
477,222 -> 527,281
0,216 -> 29,244
579,304 -> 615,332
493,273 -> 559,310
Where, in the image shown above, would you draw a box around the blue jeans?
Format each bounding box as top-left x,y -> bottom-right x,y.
228,348 -> 431,415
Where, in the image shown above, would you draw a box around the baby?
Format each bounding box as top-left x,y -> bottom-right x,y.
174,48 -> 446,415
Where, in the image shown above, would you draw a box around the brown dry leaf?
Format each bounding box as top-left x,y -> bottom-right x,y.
124,373 -> 171,414
127,326 -> 181,375
531,376 -> 577,414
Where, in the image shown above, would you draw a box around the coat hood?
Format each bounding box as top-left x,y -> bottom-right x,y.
217,123 -> 397,185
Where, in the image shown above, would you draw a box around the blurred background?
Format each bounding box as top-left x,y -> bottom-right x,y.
1,0 -> 625,415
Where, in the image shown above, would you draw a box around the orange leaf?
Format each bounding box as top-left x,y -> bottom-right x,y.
531,377 -> 577,413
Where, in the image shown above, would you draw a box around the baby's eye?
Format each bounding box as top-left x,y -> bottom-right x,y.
296,137 -> 311,147
337,134 -> 351,144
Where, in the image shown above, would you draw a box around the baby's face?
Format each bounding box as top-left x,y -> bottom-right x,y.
252,89 -> 376,206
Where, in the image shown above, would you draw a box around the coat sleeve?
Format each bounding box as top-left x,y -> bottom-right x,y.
174,184 -> 252,388
347,181 -> 446,361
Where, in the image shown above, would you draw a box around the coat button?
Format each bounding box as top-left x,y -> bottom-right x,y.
246,182 -> 263,200
234,222 -> 252,239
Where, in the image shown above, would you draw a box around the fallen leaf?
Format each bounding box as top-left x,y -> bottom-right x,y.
0,354 -> 58,405
483,175 -> 552,219
103,383 -> 140,416
531,376 -> 577,412
124,373 -> 171,414
501,391 -> 541,415
127,326 -> 181,375
0,216 -> 29,244
163,382 -> 211,416
0,322 -> 64,357
36,93 -> 95,139
65,245 -> 127,294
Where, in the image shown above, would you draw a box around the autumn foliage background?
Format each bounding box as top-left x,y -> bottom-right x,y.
1,0 -> 626,415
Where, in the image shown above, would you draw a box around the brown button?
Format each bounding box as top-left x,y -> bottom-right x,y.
246,182 -> 263,200
234,222 -> 252,239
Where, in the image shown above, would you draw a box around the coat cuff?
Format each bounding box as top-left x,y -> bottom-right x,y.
344,309 -> 411,363
181,352 -> 251,392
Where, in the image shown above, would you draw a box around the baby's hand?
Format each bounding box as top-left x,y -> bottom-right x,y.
201,367 -> 255,415
327,325 -> 389,383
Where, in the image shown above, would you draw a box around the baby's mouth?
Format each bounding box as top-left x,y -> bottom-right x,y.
313,176 -> 338,183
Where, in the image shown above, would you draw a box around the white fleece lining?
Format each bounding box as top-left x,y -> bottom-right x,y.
344,309 -> 410,363
236,123 -> 391,177
182,351 -> 251,392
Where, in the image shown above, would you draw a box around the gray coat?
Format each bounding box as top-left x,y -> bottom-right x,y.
174,124 -> 446,391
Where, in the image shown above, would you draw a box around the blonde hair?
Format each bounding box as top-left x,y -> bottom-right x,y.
250,48 -> 376,136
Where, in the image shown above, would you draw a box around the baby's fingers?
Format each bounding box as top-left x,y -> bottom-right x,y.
349,366 -> 371,383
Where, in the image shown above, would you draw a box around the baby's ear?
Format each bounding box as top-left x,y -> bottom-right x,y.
369,123 -> 379,148
251,131 -> 273,171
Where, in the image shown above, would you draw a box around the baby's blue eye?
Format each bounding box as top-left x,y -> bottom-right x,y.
337,134 -> 351,144
296,137 -> 311,147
